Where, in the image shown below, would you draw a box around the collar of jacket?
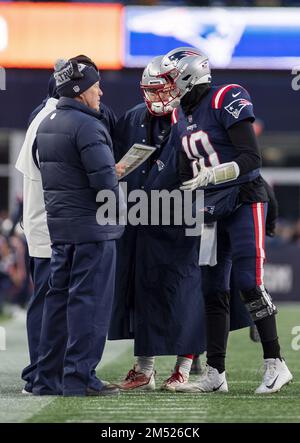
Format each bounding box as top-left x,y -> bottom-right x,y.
142,106 -> 172,146
57,97 -> 100,119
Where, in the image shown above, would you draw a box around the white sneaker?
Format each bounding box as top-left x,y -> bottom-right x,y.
255,358 -> 293,394
161,367 -> 189,392
176,365 -> 228,393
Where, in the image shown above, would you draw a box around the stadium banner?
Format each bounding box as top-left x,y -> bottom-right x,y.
265,243 -> 300,302
124,6 -> 300,70
0,2 -> 122,69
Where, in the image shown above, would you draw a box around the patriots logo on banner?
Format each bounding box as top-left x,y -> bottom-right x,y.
225,98 -> 252,119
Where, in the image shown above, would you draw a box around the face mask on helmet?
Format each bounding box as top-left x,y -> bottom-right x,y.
141,80 -> 181,116
140,56 -> 181,116
159,47 -> 211,103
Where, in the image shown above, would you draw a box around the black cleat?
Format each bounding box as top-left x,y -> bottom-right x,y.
86,385 -> 120,396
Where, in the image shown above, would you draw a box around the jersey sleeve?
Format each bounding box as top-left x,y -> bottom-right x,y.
213,84 -> 255,130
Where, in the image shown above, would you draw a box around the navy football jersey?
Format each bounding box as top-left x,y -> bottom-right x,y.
173,84 -> 260,186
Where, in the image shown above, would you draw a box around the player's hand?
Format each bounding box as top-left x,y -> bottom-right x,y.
180,164 -> 214,191
115,162 -> 127,178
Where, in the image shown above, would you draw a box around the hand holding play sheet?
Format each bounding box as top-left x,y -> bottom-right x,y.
117,143 -> 157,180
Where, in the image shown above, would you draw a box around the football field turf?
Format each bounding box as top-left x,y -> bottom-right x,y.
0,303 -> 299,423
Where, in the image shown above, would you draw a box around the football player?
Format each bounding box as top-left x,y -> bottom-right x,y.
108,56 -> 253,392
108,55 -> 205,391
157,47 -> 292,394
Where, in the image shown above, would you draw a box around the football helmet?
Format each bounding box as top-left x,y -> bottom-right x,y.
140,55 -> 181,115
159,47 -> 211,103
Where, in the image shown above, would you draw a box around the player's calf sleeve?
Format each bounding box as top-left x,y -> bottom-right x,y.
240,285 -> 277,322
254,315 -> 282,359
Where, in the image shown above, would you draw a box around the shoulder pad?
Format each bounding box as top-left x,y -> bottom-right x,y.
212,84 -> 246,109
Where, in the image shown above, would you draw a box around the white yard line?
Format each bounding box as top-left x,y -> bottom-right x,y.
0,314 -> 55,423
0,315 -> 132,423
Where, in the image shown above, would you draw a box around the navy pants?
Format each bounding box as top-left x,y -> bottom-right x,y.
204,203 -> 267,365
21,257 -> 50,392
32,241 -> 116,396
207,202 -> 267,292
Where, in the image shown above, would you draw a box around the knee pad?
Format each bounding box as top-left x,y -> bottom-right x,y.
240,285 -> 277,322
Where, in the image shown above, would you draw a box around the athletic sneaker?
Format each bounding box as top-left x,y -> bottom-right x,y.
116,365 -> 155,391
161,367 -> 189,392
255,358 -> 293,394
176,365 -> 228,393
86,385 -> 120,396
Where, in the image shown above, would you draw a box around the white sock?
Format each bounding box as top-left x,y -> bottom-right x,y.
135,356 -> 155,377
174,356 -> 193,380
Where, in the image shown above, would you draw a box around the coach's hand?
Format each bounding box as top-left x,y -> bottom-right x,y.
115,162 -> 127,178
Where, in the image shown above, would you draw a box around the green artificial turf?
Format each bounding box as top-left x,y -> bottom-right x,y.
0,304 -> 299,423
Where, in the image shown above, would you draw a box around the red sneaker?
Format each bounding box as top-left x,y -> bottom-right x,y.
161,367 -> 189,392
116,366 -> 156,391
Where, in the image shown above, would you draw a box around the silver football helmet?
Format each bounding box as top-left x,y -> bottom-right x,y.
140,55 -> 181,115
159,47 -> 211,104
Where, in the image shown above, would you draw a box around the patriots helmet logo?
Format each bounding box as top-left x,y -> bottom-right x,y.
169,49 -> 201,66
225,98 -> 252,119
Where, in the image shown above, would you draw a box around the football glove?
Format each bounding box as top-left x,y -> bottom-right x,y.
180,161 -> 240,191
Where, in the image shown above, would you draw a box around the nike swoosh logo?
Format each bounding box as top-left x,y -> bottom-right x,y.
266,375 -> 279,389
213,382 -> 224,391
232,92 -> 241,98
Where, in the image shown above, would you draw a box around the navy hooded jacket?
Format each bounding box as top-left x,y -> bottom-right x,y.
36,97 -> 124,244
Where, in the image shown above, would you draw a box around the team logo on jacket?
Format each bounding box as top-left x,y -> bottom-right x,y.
156,160 -> 165,171
225,98 -> 252,119
204,206 -> 215,215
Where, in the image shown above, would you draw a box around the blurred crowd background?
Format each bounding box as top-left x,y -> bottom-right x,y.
1,1 -> 300,312
0,199 -> 31,315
